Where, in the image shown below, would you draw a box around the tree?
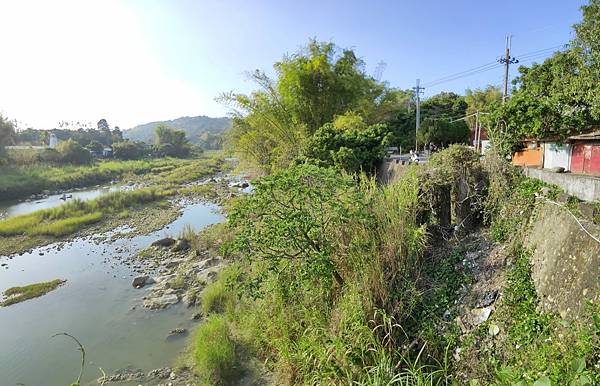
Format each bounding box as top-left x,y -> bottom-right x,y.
464,86 -> 502,127
153,124 -> 191,157
301,113 -> 391,173
112,140 -> 146,160
0,114 -> 15,157
57,139 -> 91,164
221,39 -> 389,172
417,118 -> 469,147
484,0 -> 600,155
97,119 -> 109,131
112,126 -> 123,143
86,140 -> 104,153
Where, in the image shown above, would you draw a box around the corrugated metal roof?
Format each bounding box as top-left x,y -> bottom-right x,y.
567,130 -> 600,141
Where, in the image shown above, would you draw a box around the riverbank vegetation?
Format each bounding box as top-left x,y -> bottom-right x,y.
184,149 -> 597,385
0,279 -> 66,306
0,158 -> 188,201
183,4 -> 600,381
0,157 -> 225,255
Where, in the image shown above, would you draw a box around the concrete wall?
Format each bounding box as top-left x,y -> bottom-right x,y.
543,142 -> 571,171
523,167 -> 600,202
377,157 -> 409,184
526,202 -> 600,320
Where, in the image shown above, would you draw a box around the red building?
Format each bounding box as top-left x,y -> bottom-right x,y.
567,130 -> 600,175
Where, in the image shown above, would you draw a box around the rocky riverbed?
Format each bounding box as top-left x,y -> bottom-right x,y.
0,172 -> 252,386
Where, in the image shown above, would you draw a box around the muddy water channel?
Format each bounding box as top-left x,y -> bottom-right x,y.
0,199 -> 223,386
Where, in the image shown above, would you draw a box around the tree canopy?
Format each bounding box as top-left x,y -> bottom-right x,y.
222,39 -> 393,173
153,124 -> 192,158
0,114 -> 15,157
484,0 -> 600,155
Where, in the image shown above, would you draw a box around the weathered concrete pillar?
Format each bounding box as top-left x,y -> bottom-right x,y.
454,168 -> 473,231
433,185 -> 451,227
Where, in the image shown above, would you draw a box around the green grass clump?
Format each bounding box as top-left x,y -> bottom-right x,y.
193,315 -> 236,384
201,278 -> 235,315
0,158 -> 179,201
1,279 -> 66,306
0,214 -> 40,235
0,188 -> 170,237
30,212 -> 103,236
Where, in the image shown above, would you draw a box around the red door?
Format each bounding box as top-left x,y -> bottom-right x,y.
571,144 -> 600,175
571,144 -> 585,173
589,145 -> 600,174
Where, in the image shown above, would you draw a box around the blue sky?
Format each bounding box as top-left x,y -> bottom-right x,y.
0,0 -> 586,129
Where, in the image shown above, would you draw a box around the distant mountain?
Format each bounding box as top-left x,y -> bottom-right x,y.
124,116 -> 231,145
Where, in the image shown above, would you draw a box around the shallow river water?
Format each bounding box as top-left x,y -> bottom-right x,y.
0,200 -> 223,386
0,185 -> 123,219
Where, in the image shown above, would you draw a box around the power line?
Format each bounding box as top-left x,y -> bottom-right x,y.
420,43 -> 567,89
421,61 -> 499,87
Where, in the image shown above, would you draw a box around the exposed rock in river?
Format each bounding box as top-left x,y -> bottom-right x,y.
143,294 -> 180,309
151,237 -> 176,247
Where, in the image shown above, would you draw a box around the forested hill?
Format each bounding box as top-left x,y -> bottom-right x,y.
124,116 -> 231,144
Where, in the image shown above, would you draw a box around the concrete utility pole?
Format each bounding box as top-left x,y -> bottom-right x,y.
413,79 -> 424,151
499,35 -> 519,104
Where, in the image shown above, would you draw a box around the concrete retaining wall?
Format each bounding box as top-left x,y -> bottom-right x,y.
523,167 -> 600,202
526,202 -> 600,320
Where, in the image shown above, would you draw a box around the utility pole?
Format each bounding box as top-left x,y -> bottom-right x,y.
413,79 -> 424,151
499,35 -> 519,103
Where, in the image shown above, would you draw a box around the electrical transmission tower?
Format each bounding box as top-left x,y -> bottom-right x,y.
412,79 -> 425,151
498,35 -> 519,103
374,61 -> 387,82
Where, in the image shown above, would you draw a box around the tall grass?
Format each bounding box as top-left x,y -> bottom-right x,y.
0,157 -> 218,201
192,164 -> 445,385
193,315 -> 236,385
0,188 -> 170,237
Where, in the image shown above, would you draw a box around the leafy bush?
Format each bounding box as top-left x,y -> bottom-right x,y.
112,140 -> 146,160
57,139 -> 92,165
301,114 -> 390,173
217,164 -> 433,383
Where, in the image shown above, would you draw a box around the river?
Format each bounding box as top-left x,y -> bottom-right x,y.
0,193 -> 224,386
0,185 -> 124,219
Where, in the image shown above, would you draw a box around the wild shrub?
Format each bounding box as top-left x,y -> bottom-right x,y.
218,163 -> 433,383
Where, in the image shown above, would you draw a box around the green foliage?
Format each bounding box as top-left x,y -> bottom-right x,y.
418,117 -> 469,147
222,39 -> 389,172
228,163 -> 365,290
14,126 -> 119,148
201,273 -> 235,315
154,124 -> 192,158
0,188 -> 169,237
483,1 -> 600,155
30,212 -> 103,236
56,139 -> 92,165
385,91 -> 471,150
85,140 -> 104,153
211,164 -> 437,384
464,86 -> 502,121
482,155 -> 551,242
300,114 -> 390,173
0,158 -> 195,201
0,113 -> 15,159
1,279 -> 65,306
112,140 -> 146,160
193,315 -> 236,385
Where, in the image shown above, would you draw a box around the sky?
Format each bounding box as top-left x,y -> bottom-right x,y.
0,0 -> 586,130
